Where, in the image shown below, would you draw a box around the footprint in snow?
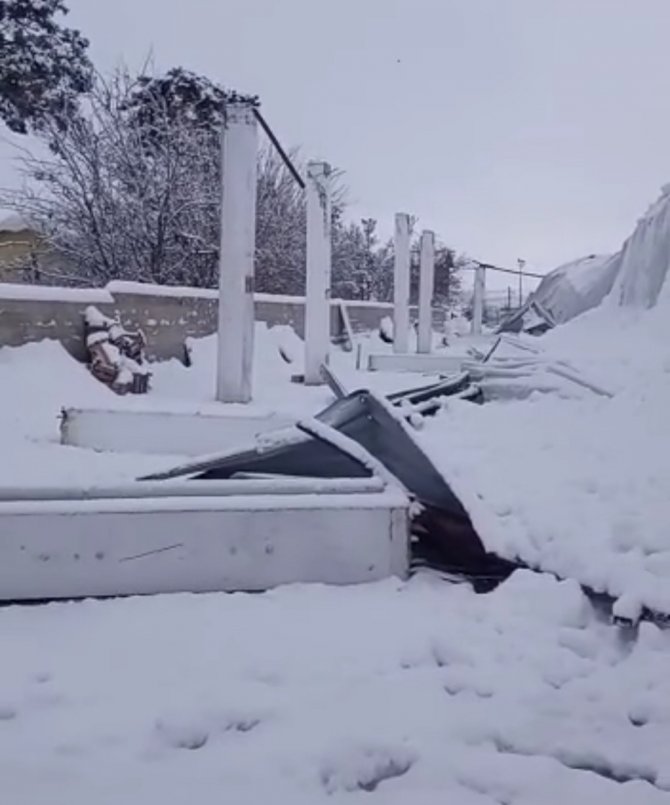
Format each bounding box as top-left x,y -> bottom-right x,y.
320,746 -> 416,794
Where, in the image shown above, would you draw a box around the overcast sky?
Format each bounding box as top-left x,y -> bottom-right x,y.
3,0 -> 670,289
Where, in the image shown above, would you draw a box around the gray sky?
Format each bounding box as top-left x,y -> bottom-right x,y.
3,0 -> 670,289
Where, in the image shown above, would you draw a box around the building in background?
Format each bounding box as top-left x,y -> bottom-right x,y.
0,214 -> 42,283
0,214 -> 80,285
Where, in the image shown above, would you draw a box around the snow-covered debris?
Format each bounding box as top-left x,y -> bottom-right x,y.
417,185 -> 670,613
417,380 -> 670,613
84,306 -> 150,394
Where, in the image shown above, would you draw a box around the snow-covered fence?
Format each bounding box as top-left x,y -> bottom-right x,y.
0,280 -> 448,362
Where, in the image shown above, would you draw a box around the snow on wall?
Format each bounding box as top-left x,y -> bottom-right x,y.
0,282 -> 113,304
0,279 -> 416,362
108,279 -> 395,308
107,280 -> 220,300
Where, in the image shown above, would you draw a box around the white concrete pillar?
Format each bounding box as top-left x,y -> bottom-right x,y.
216,102 -> 258,403
393,213 -> 411,354
305,161 -> 332,385
417,229 -> 435,353
472,264 -> 486,335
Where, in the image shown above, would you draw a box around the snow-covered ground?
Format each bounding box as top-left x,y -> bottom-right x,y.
3,182 -> 670,802
2,316 -> 670,802
2,573 -> 670,804
0,321 -> 446,486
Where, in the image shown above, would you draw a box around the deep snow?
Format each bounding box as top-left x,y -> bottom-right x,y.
2,574 -> 670,804
2,315 -> 670,802
3,180 -> 670,802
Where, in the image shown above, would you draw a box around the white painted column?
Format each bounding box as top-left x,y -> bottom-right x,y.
417,229 -> 435,353
393,213 -> 411,354
216,102 -> 258,403
471,264 -> 486,335
305,161 -> 332,385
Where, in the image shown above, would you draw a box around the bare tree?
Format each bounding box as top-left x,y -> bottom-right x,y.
2,65 -> 461,301
2,68 -> 308,289
254,146 -> 306,295
2,69 -> 215,284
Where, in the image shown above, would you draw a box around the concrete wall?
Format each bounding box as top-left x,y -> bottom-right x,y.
0,286 -> 116,359
0,279 -> 446,362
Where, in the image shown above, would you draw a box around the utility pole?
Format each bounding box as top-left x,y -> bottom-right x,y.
471,264 -> 485,335
517,258 -> 526,308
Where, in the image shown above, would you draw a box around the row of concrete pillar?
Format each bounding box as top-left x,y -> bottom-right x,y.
215,101 -> 481,404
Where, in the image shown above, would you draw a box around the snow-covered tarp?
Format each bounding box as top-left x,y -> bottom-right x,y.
499,254 -> 618,333
610,182 -> 670,309
501,183 -> 670,332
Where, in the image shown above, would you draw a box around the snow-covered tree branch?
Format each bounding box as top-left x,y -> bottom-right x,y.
0,0 -> 92,134
1,63 -> 461,302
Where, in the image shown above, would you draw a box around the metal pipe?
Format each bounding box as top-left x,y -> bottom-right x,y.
253,108 -> 306,190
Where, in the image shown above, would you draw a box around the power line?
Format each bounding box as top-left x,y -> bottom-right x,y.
465,260 -> 545,280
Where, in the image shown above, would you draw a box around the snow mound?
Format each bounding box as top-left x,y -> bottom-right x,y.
420,184 -> 670,613
0,340 -> 112,445
419,378 -> 670,613
0,323 -> 332,487
149,322 -> 311,407
0,340 -> 171,486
